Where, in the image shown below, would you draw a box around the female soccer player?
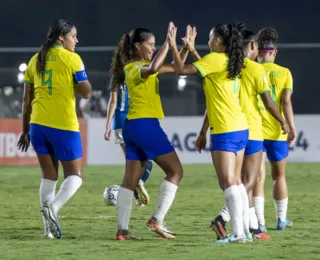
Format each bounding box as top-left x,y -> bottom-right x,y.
113,22 -> 191,240
210,29 -> 289,240
17,19 -> 92,239
252,28 -> 295,231
104,76 -> 152,206
169,23 -> 250,243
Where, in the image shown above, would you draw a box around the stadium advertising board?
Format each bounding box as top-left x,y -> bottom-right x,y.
86,116 -> 320,165
0,119 -> 87,166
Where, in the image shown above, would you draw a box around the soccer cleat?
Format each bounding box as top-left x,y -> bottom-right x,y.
135,198 -> 145,207
259,224 -> 267,233
245,233 -> 253,243
210,215 -> 227,240
116,232 -> 141,240
250,228 -> 271,240
253,232 -> 271,240
146,219 -> 176,239
41,205 -> 62,239
45,231 -> 55,239
214,234 -> 247,244
276,218 -> 293,231
136,180 -> 149,205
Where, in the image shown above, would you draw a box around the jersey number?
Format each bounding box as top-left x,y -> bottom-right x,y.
233,78 -> 240,103
42,69 -> 52,95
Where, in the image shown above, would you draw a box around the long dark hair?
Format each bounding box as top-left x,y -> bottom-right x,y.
213,23 -> 246,79
242,30 -> 257,47
258,28 -> 278,51
36,19 -> 74,74
110,28 -> 154,90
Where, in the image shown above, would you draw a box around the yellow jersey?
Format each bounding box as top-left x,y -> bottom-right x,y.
239,58 -> 270,140
258,63 -> 293,140
24,46 -> 87,132
124,61 -> 164,120
193,52 -> 248,134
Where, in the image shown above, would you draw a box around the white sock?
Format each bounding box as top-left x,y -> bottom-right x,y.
40,178 -> 57,234
116,187 -> 134,231
218,203 -> 230,222
274,197 -> 288,221
153,180 -> 178,222
238,184 -> 250,234
249,207 -> 259,230
224,185 -> 244,237
253,196 -> 265,225
51,175 -> 82,215
40,178 -> 57,206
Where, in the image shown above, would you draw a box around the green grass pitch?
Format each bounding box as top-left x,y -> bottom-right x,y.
1,163 -> 320,260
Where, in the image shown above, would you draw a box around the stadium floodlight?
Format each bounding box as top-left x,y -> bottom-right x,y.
19,63 -> 27,72
17,72 -> 24,83
3,86 -> 13,96
178,78 -> 186,91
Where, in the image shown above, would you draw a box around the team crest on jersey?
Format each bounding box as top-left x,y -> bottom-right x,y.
135,62 -> 142,68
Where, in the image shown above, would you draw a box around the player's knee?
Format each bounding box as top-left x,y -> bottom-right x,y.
167,166 -> 183,183
242,172 -> 255,192
220,177 -> 236,190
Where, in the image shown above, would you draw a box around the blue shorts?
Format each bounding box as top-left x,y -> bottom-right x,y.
113,111 -> 127,130
29,123 -> 83,161
245,140 -> 263,156
123,118 -> 174,161
263,140 -> 288,162
210,129 -> 249,154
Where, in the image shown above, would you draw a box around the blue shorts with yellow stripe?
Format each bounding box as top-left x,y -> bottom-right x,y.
123,118 -> 174,161
29,123 -> 83,161
263,140 -> 289,162
210,129 -> 249,154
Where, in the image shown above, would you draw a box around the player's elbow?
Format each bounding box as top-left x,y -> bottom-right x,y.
149,66 -> 159,75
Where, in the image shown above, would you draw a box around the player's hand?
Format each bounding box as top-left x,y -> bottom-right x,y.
281,121 -> 290,135
104,126 -> 111,141
182,25 -> 197,51
287,129 -> 296,148
195,133 -> 207,153
167,22 -> 177,48
17,132 -> 30,152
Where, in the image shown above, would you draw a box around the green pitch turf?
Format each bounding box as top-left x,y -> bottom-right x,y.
0,163 -> 320,260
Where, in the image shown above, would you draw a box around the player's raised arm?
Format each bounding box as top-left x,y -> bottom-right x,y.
139,22 -> 174,78
182,25 -> 201,61
168,24 -> 199,75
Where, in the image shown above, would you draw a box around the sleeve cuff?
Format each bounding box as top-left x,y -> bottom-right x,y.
192,62 -> 205,77
259,89 -> 270,94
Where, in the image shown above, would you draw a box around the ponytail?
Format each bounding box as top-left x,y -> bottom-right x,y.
110,28 -> 154,91
110,33 -> 133,91
36,40 -> 53,74
225,23 -> 245,79
36,19 -> 74,75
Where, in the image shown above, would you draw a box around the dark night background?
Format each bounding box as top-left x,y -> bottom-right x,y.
0,0 -> 319,116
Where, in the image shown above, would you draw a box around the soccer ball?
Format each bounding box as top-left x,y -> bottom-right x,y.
103,185 -> 120,205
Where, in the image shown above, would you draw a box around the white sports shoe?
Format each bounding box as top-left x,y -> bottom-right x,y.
41,205 -> 62,239
135,198 -> 145,207
136,180 -> 149,205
